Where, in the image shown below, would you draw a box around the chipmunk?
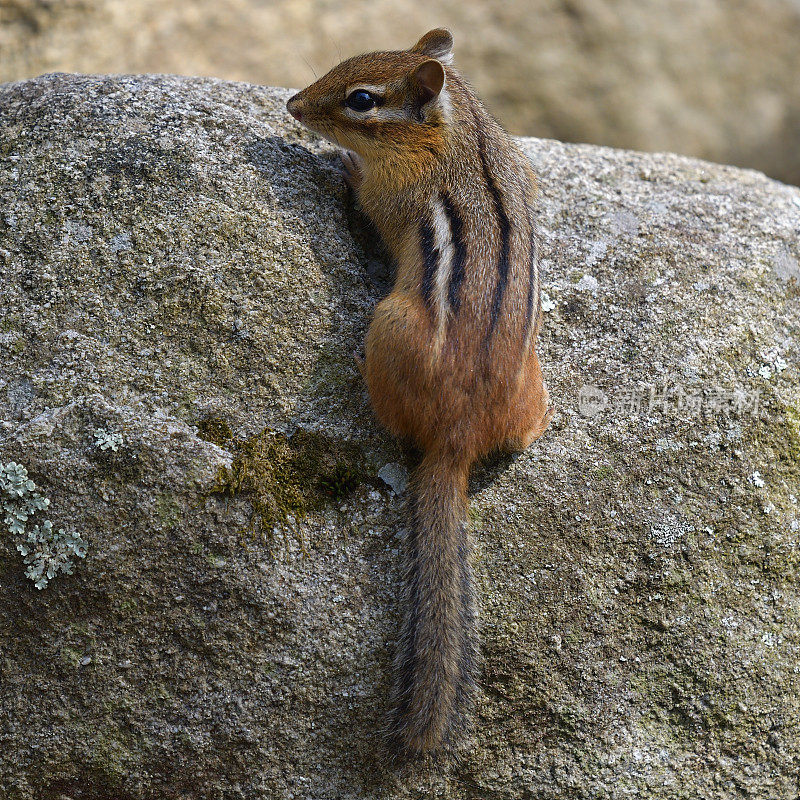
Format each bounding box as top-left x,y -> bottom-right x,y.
287,28 -> 552,758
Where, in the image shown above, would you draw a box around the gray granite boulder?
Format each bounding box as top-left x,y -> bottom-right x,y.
0,73 -> 799,799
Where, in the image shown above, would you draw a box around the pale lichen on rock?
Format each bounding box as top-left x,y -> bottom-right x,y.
0,73 -> 798,799
1,460 -> 87,588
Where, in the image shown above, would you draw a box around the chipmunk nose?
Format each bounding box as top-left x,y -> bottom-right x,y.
286,94 -> 304,122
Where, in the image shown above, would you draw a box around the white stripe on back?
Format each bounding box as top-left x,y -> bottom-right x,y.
431,197 -> 454,335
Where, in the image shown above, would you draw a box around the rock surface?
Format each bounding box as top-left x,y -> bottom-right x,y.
1,73 -> 799,799
2,0 -> 800,186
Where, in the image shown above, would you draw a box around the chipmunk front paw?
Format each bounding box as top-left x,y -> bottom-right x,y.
341,150 -> 364,191
353,349 -> 366,380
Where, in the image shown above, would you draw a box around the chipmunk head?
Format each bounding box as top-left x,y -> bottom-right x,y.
286,29 -> 454,163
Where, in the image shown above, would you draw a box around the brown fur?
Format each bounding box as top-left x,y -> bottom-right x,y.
287,28 -> 552,758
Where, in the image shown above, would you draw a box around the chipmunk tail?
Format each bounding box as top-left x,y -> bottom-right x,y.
386,447 -> 478,758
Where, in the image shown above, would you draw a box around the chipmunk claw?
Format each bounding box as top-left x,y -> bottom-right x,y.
341,150 -> 364,191
353,349 -> 366,379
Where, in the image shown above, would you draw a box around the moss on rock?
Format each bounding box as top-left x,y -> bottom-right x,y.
208,428 -> 369,540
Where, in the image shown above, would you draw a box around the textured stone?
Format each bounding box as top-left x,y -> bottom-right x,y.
0,73 -> 799,799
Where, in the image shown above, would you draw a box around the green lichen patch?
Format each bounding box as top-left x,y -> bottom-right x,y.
85,424 -> 142,483
207,428 -> 369,544
1,461 -> 87,589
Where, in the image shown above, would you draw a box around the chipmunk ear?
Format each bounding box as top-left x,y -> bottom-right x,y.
412,59 -> 446,107
410,28 -> 454,65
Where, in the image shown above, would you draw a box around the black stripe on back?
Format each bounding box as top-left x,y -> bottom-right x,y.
485,176 -> 511,337
419,217 -> 438,311
440,191 -> 468,314
467,100 -> 511,338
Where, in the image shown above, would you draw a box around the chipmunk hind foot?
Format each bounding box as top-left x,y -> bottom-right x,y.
503,401 -> 554,452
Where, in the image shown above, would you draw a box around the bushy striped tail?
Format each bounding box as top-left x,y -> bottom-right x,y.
387,449 -> 478,757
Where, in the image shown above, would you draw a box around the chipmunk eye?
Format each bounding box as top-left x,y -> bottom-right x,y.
345,90 -> 377,112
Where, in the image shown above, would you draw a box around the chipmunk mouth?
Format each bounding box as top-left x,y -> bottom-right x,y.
286,96 -> 326,136
285,95 -> 354,151
318,124 -> 348,146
